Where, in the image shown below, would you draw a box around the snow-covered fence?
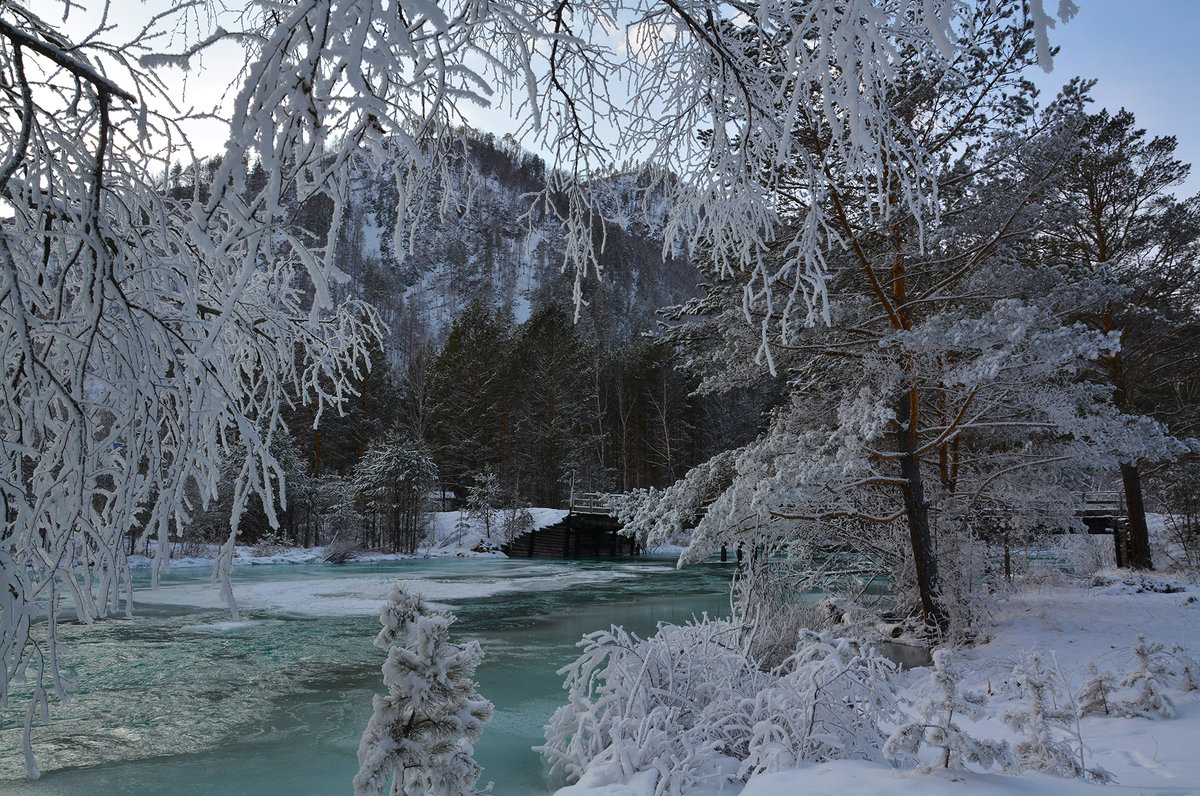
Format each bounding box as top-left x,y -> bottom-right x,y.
569,492 -> 623,515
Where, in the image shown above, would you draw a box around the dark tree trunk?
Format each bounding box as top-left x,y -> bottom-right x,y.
1121,461 -> 1153,570
896,392 -> 948,636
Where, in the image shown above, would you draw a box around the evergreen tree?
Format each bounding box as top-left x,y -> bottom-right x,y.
1044,108 -> 1200,569
353,433 -> 438,553
355,585 -> 493,796
511,303 -> 597,506
426,301 -> 516,498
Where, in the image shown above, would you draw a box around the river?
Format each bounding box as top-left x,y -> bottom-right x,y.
0,557 -> 736,795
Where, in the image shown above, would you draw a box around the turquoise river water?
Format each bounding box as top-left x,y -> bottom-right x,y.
0,557 -> 737,795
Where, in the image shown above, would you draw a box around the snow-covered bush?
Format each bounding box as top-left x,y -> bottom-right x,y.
1170,644 -> 1199,692
539,619 -> 899,794
499,501 -> 535,545
885,649 -> 1013,772
726,632 -> 899,778
355,585 -> 493,796
252,532 -> 287,558
1117,635 -> 1176,718
1077,664 -> 1119,717
1002,654 -> 1107,781
539,619 -> 761,792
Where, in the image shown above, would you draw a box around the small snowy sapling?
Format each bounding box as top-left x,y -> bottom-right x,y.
1117,635 -> 1176,719
1170,643 -> 1198,692
1077,664 -> 1118,717
1002,654 -> 1107,781
884,649 -> 1013,772
355,585 -> 493,795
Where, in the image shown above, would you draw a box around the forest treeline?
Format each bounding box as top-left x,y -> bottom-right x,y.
167,137 -> 775,553
182,300 -> 777,553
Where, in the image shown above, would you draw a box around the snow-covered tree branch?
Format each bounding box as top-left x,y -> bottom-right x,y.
1,0 -> 1089,777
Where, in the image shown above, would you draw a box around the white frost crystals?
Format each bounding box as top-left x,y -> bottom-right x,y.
0,1 -> 378,777
355,584 -> 493,796
539,620 -> 900,794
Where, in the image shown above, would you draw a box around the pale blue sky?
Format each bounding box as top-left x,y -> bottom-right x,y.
1031,0 -> 1200,197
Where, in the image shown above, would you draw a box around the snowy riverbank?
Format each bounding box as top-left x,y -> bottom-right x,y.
126,508 -> 573,569
556,568 -> 1200,795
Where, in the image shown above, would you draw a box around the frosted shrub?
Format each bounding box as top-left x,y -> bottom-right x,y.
499,504 -> 535,545
1117,636 -> 1176,719
252,532 -> 287,558
539,620 -> 761,793
1077,664 -> 1119,716
539,620 -> 899,794
355,586 -> 493,796
727,632 -> 899,778
1170,644 -> 1199,692
1002,654 -> 1107,781
885,649 -> 1013,772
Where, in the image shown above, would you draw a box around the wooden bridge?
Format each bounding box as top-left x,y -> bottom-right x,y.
1078,490 -> 1135,567
501,493 -> 640,559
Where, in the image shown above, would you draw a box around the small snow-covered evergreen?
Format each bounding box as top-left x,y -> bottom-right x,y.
1002,654 -> 1106,781
354,585 -> 493,796
465,469 -> 500,540
1118,635 -> 1176,719
1170,643 -> 1199,692
1077,663 -> 1119,717
884,649 -> 1012,772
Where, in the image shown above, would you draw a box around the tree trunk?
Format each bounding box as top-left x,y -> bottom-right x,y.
896,392 -> 948,635
1121,461 -> 1153,570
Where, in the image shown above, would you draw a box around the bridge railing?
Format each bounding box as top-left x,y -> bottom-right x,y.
1080,490 -> 1123,518
569,491 -> 622,515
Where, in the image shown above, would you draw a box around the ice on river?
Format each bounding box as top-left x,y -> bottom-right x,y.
178,619 -> 287,634
133,563 -> 640,616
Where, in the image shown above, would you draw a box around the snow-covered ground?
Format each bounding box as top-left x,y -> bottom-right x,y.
555,567 -> 1200,796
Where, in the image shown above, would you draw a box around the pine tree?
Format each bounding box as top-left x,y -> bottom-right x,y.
511,303 -> 597,506
465,467 -> 499,541
1077,664 -> 1118,717
1118,635 -> 1176,718
1044,108 -> 1200,570
353,434 -> 438,553
426,301 -> 515,499
1002,654 -> 1105,780
355,585 -> 493,796
884,649 -> 1013,772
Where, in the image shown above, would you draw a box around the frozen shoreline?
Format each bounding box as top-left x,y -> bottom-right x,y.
556,568 -> 1200,795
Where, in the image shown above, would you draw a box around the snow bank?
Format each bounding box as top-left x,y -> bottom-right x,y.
552,572 -> 1200,794
127,508 -> 576,571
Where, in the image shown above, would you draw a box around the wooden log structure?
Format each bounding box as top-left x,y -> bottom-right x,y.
500,509 -> 639,559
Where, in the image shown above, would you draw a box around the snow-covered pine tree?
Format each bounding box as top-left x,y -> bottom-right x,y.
1077,663 -> 1119,717
466,468 -> 500,541
1170,644 -> 1199,692
355,585 -> 493,796
1002,654 -> 1107,781
1118,635 -> 1176,718
623,21 -> 1176,637
884,649 -> 1013,772
352,434 -> 438,554
1042,108 -> 1200,570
